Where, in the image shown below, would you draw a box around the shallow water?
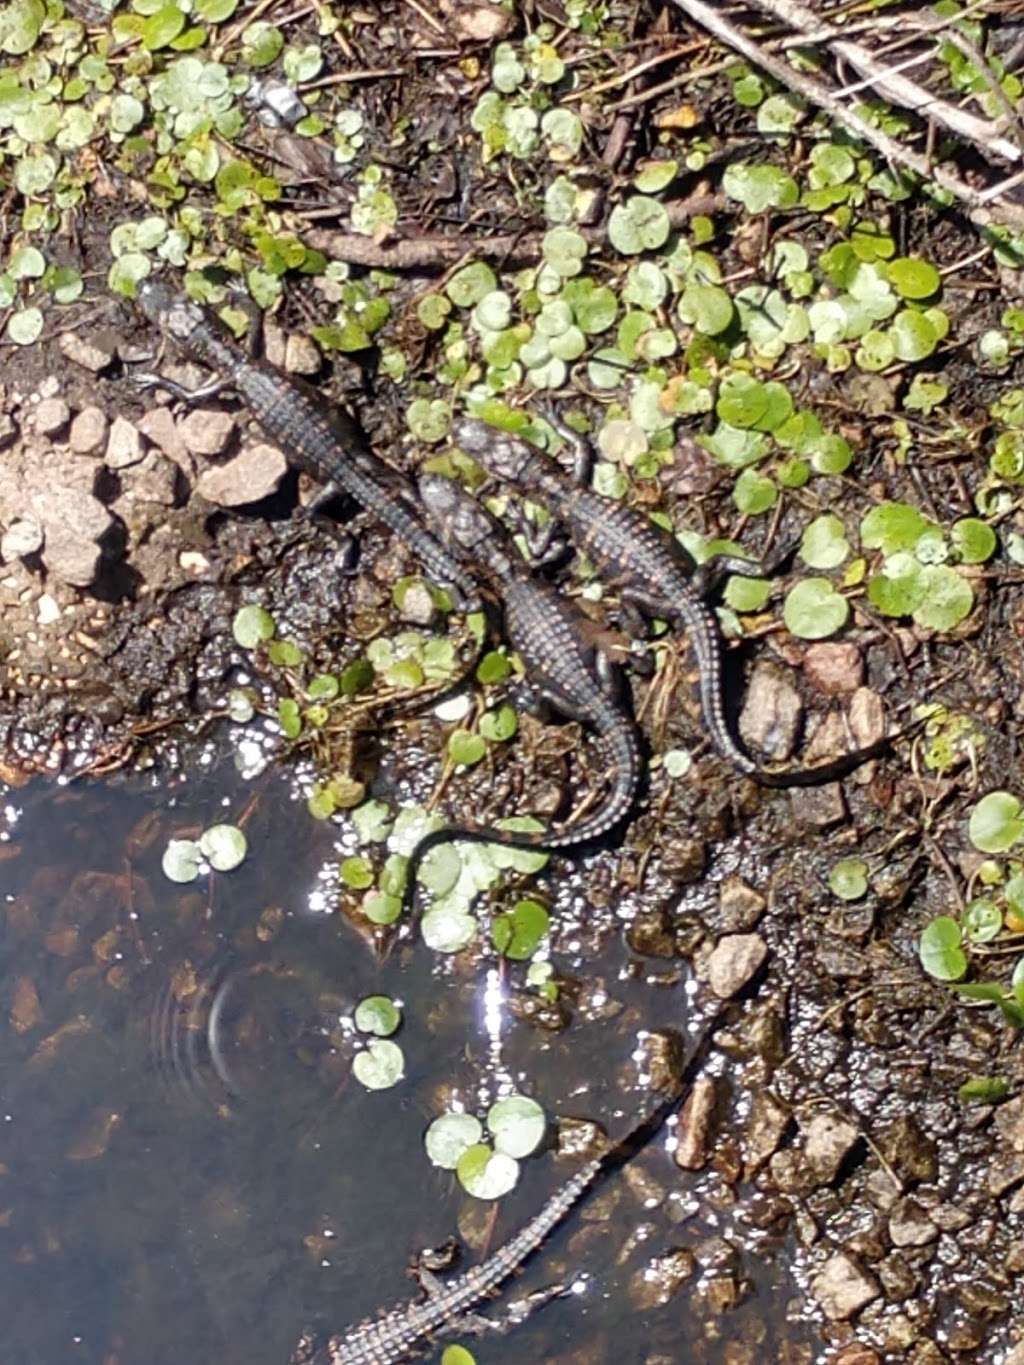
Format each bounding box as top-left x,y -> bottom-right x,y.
0,752 -> 811,1365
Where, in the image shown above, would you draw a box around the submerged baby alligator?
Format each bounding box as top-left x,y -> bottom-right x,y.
133,281 -> 483,612
401,472 -> 642,907
456,415 -> 905,787
288,1015 -> 719,1364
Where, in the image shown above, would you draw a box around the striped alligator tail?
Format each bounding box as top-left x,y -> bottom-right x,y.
678,595 -> 917,788
401,709 -> 641,928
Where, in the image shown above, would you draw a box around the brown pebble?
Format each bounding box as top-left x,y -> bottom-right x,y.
10,976 -> 42,1033
675,1075 -> 717,1170
803,642 -> 864,695
69,405 -> 109,454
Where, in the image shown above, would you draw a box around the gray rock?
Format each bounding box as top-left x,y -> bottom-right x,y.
742,1090 -> 791,1177
801,1112 -> 861,1183
284,332 -> 321,375
1,517 -> 43,560
888,1196 -> 938,1248
31,486 -> 113,586
138,406 -> 193,475
397,579 -> 438,627
69,405 -> 109,455
738,662 -> 802,760
105,416 -> 146,469
674,1076 -> 716,1171
178,407 -> 237,457
995,1094 -> 1024,1151
196,442 -> 288,506
118,450 -> 179,506
718,876 -> 766,932
706,932 -> 767,998
59,330 -> 114,372
34,397 -> 70,436
812,1252 -> 880,1321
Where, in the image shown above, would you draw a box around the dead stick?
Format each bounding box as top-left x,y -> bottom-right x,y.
666,0 -> 1024,233
301,194 -> 725,271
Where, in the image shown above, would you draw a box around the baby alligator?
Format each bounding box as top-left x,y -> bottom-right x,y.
288,1015 -> 719,1364
402,473 -> 641,903
134,281 -> 482,611
456,416 -> 900,787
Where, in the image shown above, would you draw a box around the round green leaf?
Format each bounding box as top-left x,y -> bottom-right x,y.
918,916 -> 967,982
607,196 -> 671,254
969,792 -> 1024,854
425,1112 -> 483,1170
733,468 -> 776,515
447,262 -> 498,308
162,838 -> 201,884
888,257 -> 941,300
448,729 -> 486,766
456,1144 -> 519,1200
680,283 -> 733,336
487,1095 -> 546,1158
352,1039 -> 405,1091
801,515 -> 849,570
782,578 -> 849,639
492,898 -> 549,960
829,858 -> 868,901
6,308 -> 43,346
912,564 -> 973,632
232,604 -> 275,648
354,995 -> 401,1037
951,518 -> 996,565
0,0 -> 43,53
142,5 -> 186,50
340,856 -> 375,890
198,823 -> 247,871
963,898 -> 1002,945
421,906 -> 477,953
479,703 -> 517,743
891,309 -> 938,362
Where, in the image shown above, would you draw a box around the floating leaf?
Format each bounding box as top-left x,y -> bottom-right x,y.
198,823 -> 247,871
488,1095 -> 546,1158
801,515 -> 850,570
0,0 -> 44,54
354,995 -> 401,1037
492,898 -> 549,960
162,838 -> 201,884
456,1144 -> 519,1200
142,5 -> 186,50
951,518 -> 996,565
919,916 -> 967,982
353,1039 -> 405,1091
340,856 -> 375,890
421,906 -> 477,953
425,1112 -> 483,1170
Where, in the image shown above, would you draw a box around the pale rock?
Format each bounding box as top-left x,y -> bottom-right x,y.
196,442 -> 288,506
801,1113 -> 861,1183
105,416 -> 146,469
706,932 -> 767,999
1,518 -> 43,560
178,407 -> 237,457
30,486 -> 113,586
138,405 -> 192,473
887,1196 -> 938,1248
284,332 -> 321,375
812,1253 -> 880,1321
59,330 -> 114,372
738,662 -> 802,760
34,397 -> 70,436
69,406 -> 109,455
36,593 -> 61,625
803,642 -> 863,695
